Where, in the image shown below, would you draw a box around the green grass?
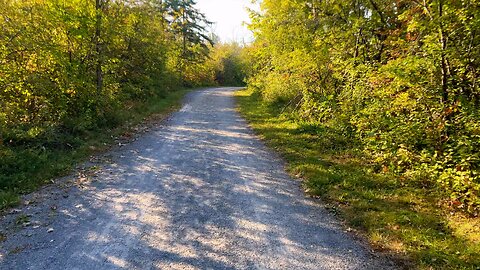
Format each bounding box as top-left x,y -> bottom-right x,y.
235,88 -> 480,270
0,88 -> 191,210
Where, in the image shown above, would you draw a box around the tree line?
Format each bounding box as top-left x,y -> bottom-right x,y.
0,0 -> 248,202
247,0 -> 480,214
0,0 -> 212,142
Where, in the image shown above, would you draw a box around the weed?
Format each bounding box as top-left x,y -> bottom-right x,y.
15,214 -> 29,225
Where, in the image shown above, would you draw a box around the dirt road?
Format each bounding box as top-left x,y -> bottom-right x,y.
0,88 -> 395,269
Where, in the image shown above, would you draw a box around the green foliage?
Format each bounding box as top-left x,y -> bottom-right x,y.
247,0 -> 480,215
0,0 -> 176,138
237,88 -> 480,270
181,42 -> 250,87
163,0 -> 214,85
206,43 -> 250,86
0,0 -> 210,207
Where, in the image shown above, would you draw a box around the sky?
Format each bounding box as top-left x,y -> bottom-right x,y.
195,0 -> 258,43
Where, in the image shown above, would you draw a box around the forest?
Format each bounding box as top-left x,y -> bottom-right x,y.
239,0 -> 480,268
0,0 -> 246,208
1,0 -> 479,268
247,0 -> 480,214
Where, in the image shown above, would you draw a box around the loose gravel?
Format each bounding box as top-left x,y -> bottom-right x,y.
0,87 -> 396,270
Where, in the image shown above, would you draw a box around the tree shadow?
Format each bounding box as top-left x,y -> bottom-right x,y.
0,88 -> 395,269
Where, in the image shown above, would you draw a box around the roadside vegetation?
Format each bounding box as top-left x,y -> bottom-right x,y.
2,0 -> 479,268
239,0 -> 480,269
0,0 -> 247,210
236,89 -> 480,269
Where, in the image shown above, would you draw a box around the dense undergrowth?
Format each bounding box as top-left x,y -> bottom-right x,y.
236,88 -> 480,270
243,2 -> 480,267
247,0 -> 480,216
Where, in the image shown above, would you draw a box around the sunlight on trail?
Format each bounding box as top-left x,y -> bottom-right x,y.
0,88 -> 394,269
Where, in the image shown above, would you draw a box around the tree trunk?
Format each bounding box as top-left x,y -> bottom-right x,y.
181,8 -> 187,85
95,0 -> 103,94
438,0 -> 448,103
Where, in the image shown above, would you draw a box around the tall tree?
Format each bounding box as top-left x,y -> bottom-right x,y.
164,0 -> 213,83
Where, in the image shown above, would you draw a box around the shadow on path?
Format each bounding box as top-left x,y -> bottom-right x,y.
0,88 -> 395,270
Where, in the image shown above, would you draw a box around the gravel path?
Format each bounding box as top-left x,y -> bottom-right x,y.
0,87 -> 395,269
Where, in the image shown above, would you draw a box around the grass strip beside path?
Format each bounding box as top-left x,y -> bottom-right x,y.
235,88 -> 480,270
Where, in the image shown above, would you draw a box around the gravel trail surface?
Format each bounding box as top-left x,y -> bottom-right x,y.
0,87 -> 395,269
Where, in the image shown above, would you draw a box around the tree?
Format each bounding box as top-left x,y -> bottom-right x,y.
163,0 -> 213,84
1,0 -> 220,203
94,0 -> 108,94
247,0 -> 480,214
